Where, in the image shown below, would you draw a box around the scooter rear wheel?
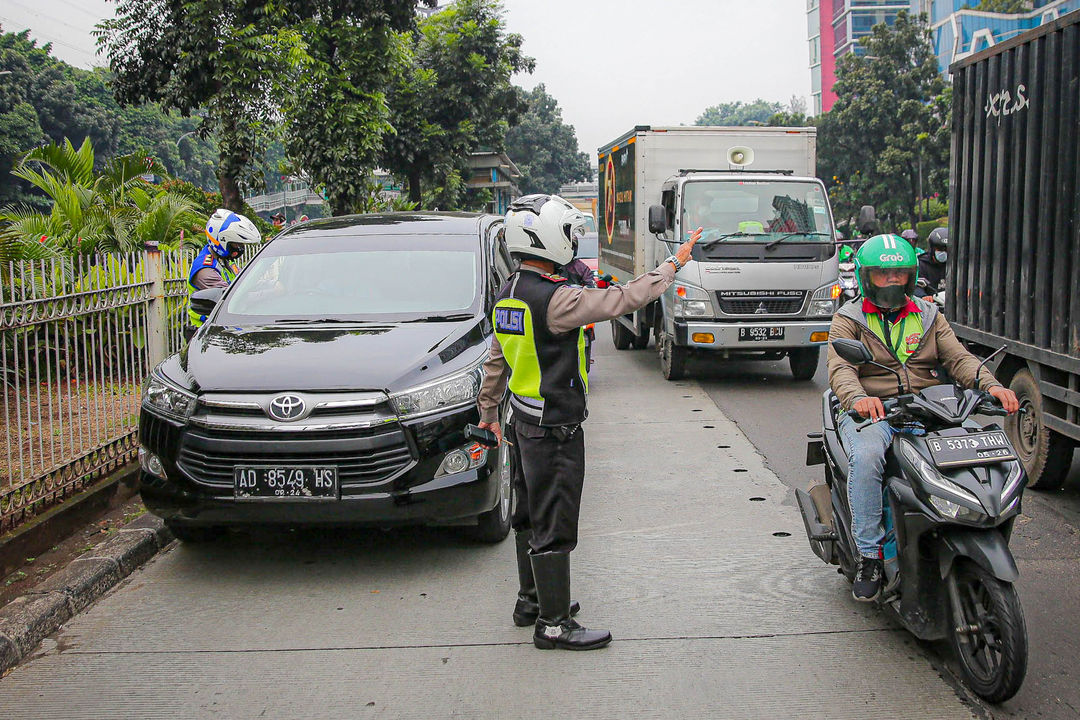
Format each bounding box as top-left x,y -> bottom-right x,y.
948,560 -> 1028,703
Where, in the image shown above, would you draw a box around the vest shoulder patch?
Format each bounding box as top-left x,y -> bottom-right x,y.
540,273 -> 566,283
494,306 -> 526,335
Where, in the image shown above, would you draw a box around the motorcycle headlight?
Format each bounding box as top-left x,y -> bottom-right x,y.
143,374 -> 197,420
390,361 -> 484,419
673,283 -> 711,317
807,282 -> 841,317
899,440 -> 987,522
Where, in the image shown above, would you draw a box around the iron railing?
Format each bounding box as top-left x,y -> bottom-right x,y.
0,247 -> 252,532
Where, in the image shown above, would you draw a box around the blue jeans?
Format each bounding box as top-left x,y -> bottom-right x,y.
837,414 -> 921,559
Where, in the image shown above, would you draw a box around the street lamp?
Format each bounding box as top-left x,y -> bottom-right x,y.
175,131 -> 197,147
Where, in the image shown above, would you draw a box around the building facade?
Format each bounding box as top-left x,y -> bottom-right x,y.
809,0 -> 1080,114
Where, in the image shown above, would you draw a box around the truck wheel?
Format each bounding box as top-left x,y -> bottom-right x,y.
611,319 -> 632,350
631,327 -> 651,349
789,347 -> 821,381
660,333 -> 687,381
1006,369 -> 1075,490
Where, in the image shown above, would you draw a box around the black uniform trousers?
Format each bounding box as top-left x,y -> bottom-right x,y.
508,419 -> 586,554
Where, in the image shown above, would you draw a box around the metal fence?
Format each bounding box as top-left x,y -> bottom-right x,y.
0,247 -> 250,533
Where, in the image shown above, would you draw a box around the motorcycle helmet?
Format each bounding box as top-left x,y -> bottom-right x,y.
206,209 -> 262,259
900,229 -> 918,243
838,244 -> 854,263
504,194 -> 584,267
854,234 -> 919,310
928,226 -> 949,263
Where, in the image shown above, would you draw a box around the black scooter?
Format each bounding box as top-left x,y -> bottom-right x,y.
797,338 -> 1028,703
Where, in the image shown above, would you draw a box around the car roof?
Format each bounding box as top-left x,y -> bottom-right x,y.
273,212 -> 499,240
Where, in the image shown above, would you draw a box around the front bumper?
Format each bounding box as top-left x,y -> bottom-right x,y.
674,319 -> 831,350
137,402 -> 499,528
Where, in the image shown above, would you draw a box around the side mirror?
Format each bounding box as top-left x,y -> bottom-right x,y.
831,338 -> 873,365
648,205 -> 667,234
857,205 -> 878,236
190,287 -> 225,319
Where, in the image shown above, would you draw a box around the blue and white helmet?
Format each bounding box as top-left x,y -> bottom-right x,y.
205,209 -> 261,258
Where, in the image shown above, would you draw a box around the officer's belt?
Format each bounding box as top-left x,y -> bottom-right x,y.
509,394 -> 544,424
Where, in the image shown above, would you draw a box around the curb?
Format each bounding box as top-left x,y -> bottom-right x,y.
0,514 -> 173,675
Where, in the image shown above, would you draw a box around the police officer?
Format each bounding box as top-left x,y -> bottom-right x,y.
184,209 -> 262,341
476,194 -> 699,650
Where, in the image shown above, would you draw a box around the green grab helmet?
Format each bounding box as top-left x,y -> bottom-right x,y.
854,234 -> 919,309
838,244 -> 855,262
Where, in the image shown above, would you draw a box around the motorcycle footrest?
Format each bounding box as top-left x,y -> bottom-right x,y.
796,487 -> 838,542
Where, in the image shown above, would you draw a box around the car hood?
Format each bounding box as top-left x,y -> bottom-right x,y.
177,319 -> 490,393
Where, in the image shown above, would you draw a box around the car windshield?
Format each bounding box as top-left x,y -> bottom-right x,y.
221,243 -> 480,322
681,180 -> 833,245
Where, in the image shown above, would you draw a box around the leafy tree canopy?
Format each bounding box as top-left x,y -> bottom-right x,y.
504,84 -> 589,196
695,99 -> 783,126
972,0 -> 1031,13
96,1 -> 309,210
817,11 -> 949,231
381,0 -> 534,208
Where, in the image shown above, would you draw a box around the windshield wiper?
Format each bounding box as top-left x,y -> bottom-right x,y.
699,231 -> 763,247
402,313 -> 476,323
764,232 -> 832,250
272,318 -> 364,324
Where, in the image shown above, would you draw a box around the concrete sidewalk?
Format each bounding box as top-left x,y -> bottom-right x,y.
0,335 -> 986,719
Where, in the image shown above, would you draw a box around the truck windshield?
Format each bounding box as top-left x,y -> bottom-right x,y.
681,180 -> 833,246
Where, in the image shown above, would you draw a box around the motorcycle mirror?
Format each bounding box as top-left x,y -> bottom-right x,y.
831,338 -> 873,365
857,205 -> 878,236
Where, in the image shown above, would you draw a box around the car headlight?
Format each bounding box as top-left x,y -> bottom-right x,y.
143,374 -> 197,419
807,282 -> 841,317
390,361 -> 484,419
673,282 -> 711,317
899,440 -> 987,522
435,443 -> 488,478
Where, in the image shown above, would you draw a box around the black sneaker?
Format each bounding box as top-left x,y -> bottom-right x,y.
853,557 -> 883,602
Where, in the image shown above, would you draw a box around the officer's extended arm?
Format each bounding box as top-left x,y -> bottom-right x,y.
192,267 -> 229,290
477,333 -> 509,425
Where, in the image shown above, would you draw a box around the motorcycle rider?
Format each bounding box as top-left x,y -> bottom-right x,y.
477,194 -> 698,650
826,234 -> 1018,601
185,209 -> 262,341
915,227 -> 948,300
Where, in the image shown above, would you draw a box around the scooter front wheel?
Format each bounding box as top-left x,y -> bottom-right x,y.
948,560 -> 1028,703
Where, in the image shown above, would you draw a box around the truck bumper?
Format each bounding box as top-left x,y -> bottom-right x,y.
675,319 -> 831,349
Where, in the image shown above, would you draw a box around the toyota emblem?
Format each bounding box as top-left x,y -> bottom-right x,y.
268,394 -> 305,422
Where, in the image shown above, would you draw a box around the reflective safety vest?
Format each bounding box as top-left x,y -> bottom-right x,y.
493,271 -> 588,427
187,244 -> 237,328
866,309 -> 924,364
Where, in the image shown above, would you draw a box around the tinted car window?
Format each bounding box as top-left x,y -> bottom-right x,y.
220,234 -> 481,322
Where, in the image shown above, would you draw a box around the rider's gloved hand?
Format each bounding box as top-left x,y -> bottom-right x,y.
988,386 -> 1020,414
853,396 -> 886,422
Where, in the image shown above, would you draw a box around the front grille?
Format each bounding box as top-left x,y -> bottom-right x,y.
177,426 -> 413,489
717,292 -> 806,315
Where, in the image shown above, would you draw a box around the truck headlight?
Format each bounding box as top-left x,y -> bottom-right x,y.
807,282 -> 841,317
673,282 -> 711,317
390,361 -> 484,418
143,375 -> 197,419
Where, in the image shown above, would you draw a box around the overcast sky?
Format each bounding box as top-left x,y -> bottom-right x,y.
2,0 -> 812,164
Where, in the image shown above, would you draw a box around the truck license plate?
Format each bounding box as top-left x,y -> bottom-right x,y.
738,326 -> 785,342
234,466 -> 339,499
925,432 -> 1016,468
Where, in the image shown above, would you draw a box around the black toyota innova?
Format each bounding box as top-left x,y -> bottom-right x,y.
137,213 -> 518,542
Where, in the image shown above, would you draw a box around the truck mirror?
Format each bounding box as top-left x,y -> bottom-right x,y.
648,205 -> 667,234
857,205 -> 878,236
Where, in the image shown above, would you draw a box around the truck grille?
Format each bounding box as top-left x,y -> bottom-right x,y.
717,292 -> 805,315
177,426 -> 413,490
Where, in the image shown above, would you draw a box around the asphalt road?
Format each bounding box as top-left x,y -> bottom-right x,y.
0,331 -> 1005,719
678,344 -> 1080,720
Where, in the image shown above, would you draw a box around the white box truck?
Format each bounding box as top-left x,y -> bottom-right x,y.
597,125 -> 840,380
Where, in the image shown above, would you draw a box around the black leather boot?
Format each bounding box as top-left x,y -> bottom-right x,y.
530,551 -> 611,650
512,532 -> 579,626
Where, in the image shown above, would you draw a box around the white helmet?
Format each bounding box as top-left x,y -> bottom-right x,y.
504,194 -> 584,267
206,209 -> 262,259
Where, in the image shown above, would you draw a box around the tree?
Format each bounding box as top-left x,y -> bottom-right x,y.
96,1 -> 309,211
504,85 -> 589,195
382,0 -> 534,207
817,11 -> 949,231
280,1 -> 426,215
694,99 -> 783,126
973,0 -> 1031,12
